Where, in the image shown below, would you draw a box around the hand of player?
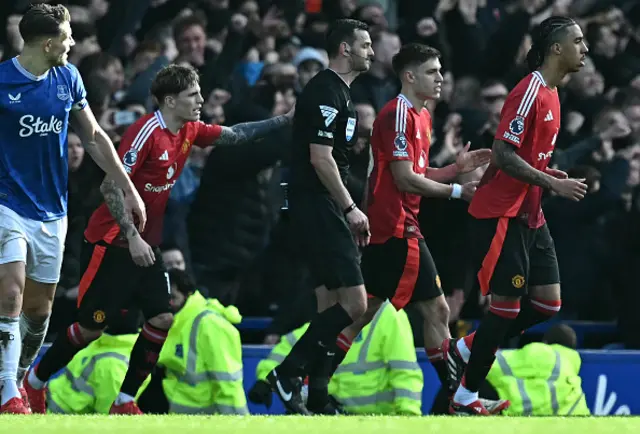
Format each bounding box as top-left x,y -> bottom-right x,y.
550,177 -> 588,201
128,234 -> 156,267
461,181 -> 479,202
346,207 -> 370,247
124,189 -> 147,232
545,167 -> 568,179
455,142 -> 492,173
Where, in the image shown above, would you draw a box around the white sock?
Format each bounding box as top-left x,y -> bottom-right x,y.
18,313 -> 50,387
27,367 -> 45,390
453,384 -> 479,406
115,392 -> 135,405
0,317 -> 22,405
457,338 -> 471,364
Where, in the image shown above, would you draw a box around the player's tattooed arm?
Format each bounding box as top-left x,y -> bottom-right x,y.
215,114 -> 292,146
100,179 -> 139,239
492,140 -> 555,189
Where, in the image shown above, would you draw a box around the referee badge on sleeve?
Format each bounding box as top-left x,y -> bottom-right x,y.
393,133 -> 409,158
346,117 -> 356,141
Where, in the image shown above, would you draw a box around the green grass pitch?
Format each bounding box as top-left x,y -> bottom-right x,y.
1,415 -> 639,434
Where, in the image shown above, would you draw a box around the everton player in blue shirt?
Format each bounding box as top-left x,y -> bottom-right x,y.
0,4 -> 145,414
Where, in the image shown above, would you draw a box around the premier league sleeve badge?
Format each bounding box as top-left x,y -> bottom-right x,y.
509,116 -> 525,136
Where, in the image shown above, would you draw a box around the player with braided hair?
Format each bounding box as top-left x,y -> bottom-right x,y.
525,16 -> 582,71
442,16 -> 589,415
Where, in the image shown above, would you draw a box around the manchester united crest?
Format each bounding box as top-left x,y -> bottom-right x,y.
93,310 -> 106,323
181,139 -> 191,154
511,275 -> 525,289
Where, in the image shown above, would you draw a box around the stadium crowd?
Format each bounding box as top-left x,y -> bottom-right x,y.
2,0 -> 640,353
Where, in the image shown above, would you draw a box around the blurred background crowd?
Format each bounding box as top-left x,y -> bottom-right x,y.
2,0 -> 640,349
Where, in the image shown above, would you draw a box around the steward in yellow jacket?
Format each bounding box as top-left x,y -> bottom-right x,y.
249,301 -> 423,415
486,324 -> 590,416
46,333 -> 139,414
137,269 -> 248,414
46,307 -> 145,414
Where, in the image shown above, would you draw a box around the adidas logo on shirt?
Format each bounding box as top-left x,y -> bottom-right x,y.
159,150 -> 169,161
544,110 -> 553,122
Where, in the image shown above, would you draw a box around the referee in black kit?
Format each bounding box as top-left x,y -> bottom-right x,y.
266,19 -> 375,415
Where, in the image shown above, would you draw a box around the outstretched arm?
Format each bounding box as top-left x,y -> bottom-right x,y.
214,114 -> 292,146
492,140 -> 556,189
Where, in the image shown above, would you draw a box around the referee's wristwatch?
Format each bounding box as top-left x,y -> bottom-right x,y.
343,203 -> 357,216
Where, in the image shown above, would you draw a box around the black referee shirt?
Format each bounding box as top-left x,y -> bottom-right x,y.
288,69 -> 358,196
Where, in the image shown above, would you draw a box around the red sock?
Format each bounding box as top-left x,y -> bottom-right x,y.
530,298 -> 562,316
463,333 -> 475,350
336,333 -> 352,354
426,347 -> 443,362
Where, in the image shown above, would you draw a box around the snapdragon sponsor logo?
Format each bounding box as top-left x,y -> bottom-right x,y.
144,180 -> 176,193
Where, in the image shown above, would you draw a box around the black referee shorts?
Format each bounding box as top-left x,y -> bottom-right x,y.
289,194 -> 364,290
76,240 -> 172,330
468,217 -> 560,297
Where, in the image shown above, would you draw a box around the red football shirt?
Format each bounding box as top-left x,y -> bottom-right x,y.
469,72 -> 560,228
367,94 -> 432,243
85,110 -> 222,247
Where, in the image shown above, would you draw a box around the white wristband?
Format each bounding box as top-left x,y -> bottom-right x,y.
450,183 -> 462,199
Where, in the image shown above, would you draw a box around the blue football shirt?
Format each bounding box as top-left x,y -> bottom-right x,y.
0,57 -> 87,221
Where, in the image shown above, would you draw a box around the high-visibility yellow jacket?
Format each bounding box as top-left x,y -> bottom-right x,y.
159,291 -> 248,414
329,301 -> 423,415
256,301 -> 423,415
487,343 -> 590,416
47,333 -> 139,414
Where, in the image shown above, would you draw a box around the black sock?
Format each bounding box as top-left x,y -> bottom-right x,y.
426,348 -> 448,389
279,304 -> 353,377
329,332 -> 352,373
432,359 -> 450,392
462,300 -> 520,393
137,368 -> 169,414
503,297 -> 559,345
330,346 -> 348,374
306,344 -> 337,410
35,323 -> 95,382
120,323 -> 167,397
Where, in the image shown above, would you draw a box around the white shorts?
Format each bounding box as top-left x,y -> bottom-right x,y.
0,204 -> 68,284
